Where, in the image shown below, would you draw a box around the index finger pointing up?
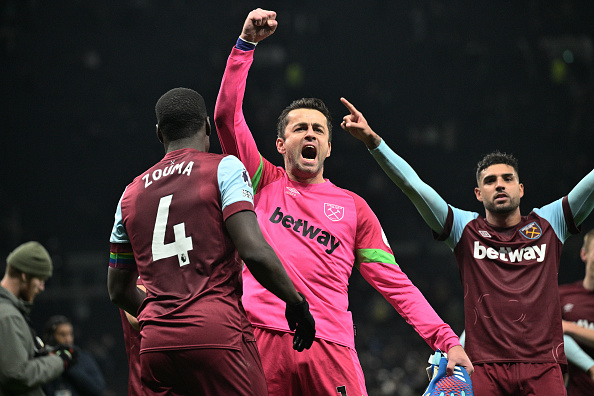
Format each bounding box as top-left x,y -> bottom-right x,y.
340,97 -> 359,114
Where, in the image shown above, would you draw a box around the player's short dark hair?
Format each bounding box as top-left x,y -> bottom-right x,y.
277,98 -> 332,141
475,150 -> 519,184
155,87 -> 207,141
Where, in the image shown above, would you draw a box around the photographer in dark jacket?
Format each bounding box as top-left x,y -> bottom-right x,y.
0,242 -> 77,396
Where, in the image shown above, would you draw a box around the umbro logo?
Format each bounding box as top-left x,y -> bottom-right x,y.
563,303 -> 574,313
285,187 -> 300,197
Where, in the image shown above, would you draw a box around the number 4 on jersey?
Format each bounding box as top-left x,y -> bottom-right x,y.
152,194 -> 193,266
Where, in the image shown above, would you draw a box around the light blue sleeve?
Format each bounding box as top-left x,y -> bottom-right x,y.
110,190 -> 130,243
534,169 -> 594,243
564,334 -> 594,372
533,198 -> 569,242
448,207 -> 479,250
568,168 -> 594,226
369,140 -> 450,232
370,140 -> 476,250
218,155 -> 254,211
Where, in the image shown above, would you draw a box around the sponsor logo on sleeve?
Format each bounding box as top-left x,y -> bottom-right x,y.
242,189 -> 253,200
241,169 -> 252,188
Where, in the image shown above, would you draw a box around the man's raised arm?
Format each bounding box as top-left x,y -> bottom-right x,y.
567,168 -> 594,226
340,97 -> 450,234
214,8 -> 278,177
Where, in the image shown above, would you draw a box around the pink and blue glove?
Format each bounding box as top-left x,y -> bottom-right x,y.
422,350 -> 473,396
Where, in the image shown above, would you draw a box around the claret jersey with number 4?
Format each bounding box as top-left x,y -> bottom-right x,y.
109,148 -> 255,353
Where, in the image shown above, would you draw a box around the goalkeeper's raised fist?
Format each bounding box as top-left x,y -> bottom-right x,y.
285,292 -> 315,352
422,350 -> 473,396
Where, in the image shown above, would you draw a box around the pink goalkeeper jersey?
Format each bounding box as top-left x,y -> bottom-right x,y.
214,46 -> 460,351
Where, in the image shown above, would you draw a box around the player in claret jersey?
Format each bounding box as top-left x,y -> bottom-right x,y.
118,278 -> 144,396
107,87 -> 315,396
214,8 -> 472,396
560,229 -> 594,395
341,97 -> 594,396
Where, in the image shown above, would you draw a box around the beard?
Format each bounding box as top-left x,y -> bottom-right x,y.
19,282 -> 39,302
484,196 -> 520,215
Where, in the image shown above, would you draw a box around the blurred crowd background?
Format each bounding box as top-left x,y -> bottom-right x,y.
2,1 -> 593,395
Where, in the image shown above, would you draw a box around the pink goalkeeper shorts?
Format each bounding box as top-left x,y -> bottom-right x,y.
254,327 -> 367,396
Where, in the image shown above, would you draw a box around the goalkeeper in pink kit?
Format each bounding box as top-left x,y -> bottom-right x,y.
214,8 -> 473,395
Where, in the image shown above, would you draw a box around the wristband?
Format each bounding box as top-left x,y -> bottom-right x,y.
236,37 -> 257,51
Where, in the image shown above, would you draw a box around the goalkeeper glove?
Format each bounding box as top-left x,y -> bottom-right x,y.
54,345 -> 78,370
285,292 -> 315,351
422,350 -> 473,396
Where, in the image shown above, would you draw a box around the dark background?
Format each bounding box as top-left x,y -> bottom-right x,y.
1,1 -> 593,395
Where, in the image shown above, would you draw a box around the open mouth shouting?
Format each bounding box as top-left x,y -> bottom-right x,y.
301,144 -> 317,162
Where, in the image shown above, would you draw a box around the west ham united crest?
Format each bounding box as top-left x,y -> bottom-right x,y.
324,203 -> 344,221
520,221 -> 542,239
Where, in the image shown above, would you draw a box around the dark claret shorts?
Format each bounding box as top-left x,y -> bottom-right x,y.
471,362 -> 567,396
140,336 -> 268,396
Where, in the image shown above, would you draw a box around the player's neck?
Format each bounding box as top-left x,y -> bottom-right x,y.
484,209 -> 521,228
286,169 -> 326,184
165,137 -> 207,154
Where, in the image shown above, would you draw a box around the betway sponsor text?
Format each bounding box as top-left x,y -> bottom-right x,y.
269,207 -> 341,254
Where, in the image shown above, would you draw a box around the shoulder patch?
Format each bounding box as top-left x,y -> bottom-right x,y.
241,169 -> 252,188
